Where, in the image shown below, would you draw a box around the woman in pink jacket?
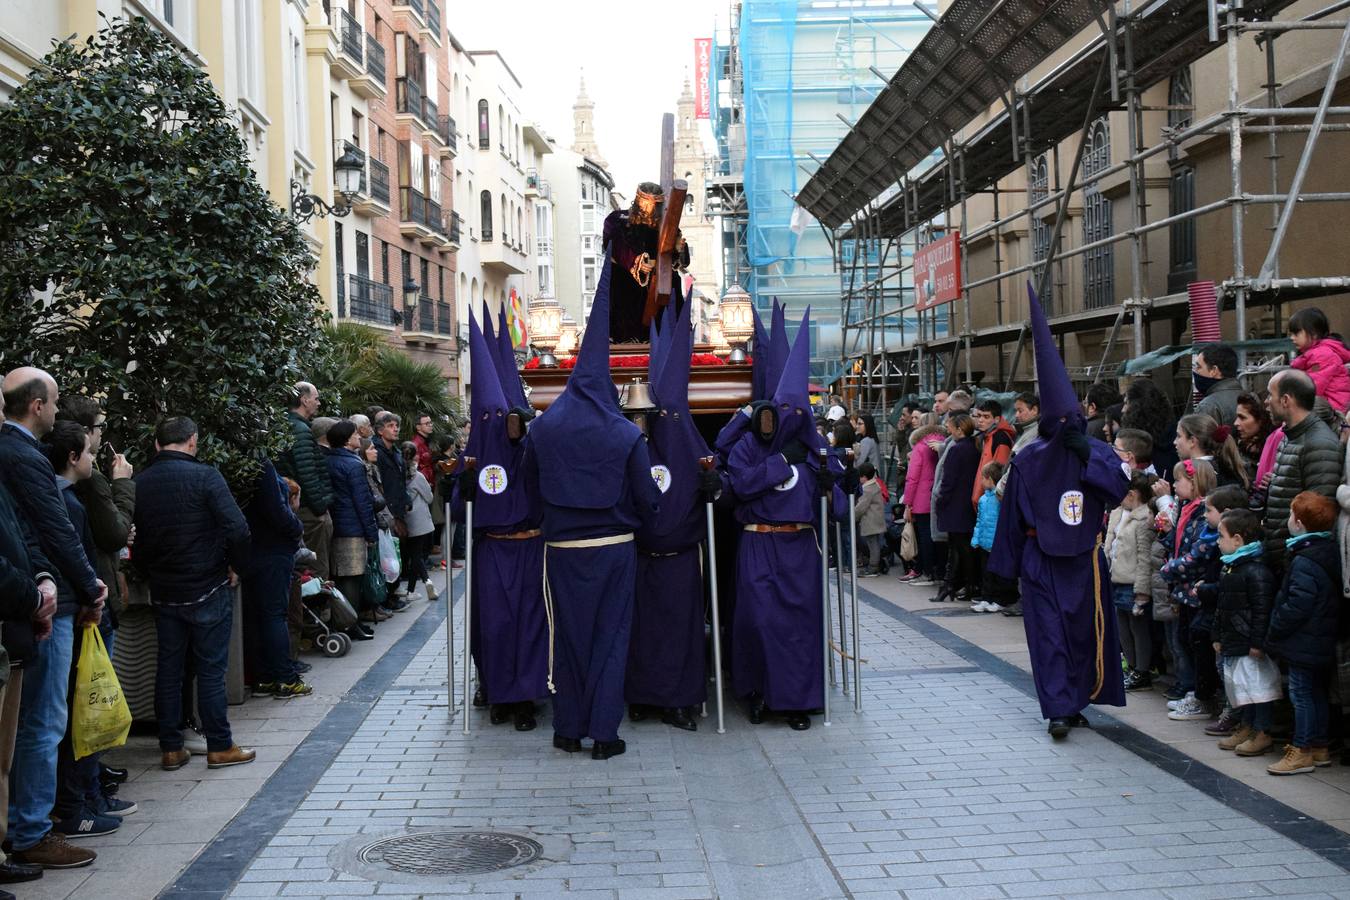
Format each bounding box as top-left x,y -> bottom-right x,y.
1289,307 -> 1350,413
902,418 -> 946,585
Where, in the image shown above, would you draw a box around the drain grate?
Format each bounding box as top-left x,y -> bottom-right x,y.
357,830 -> 543,876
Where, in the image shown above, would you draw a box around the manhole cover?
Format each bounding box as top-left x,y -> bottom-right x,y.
358,830 -> 542,876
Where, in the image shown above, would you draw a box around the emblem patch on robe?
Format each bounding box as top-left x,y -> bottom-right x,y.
650,465 -> 671,493
1058,490 -> 1085,525
774,467 -> 800,492
478,464 -> 508,495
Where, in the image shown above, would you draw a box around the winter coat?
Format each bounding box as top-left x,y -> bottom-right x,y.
244,459 -> 303,559
75,469 -> 134,611
1212,552 -> 1277,657
1106,505 -> 1153,597
405,471 -> 435,538
0,422 -> 98,605
276,411 -> 333,515
1160,501 -> 1219,609
53,477 -> 98,619
132,450 -> 250,604
935,435 -> 978,535
852,479 -> 886,537
1338,440 -> 1350,597
903,426 -> 943,515
855,435 -> 881,473
1291,337 -> 1350,413
996,419 -> 1040,498
0,482 -> 44,669
375,440 -> 410,525
1196,377 -> 1243,426
930,438 -> 951,542
1267,533 -> 1342,667
325,447 -> 378,543
1263,413 -> 1342,566
971,489 -> 1000,551
971,419 -> 1015,508
413,433 -> 436,486
1148,530 -> 1171,620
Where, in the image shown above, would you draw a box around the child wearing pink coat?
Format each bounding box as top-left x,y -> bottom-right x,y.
1289,307 -> 1350,413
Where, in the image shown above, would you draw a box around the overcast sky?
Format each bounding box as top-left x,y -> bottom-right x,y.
451,1 -> 727,194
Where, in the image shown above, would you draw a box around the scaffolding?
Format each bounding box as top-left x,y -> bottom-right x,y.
798,0 -> 1350,418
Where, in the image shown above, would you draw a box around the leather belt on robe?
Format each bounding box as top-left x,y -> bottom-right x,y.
742,522 -> 812,534
484,529 -> 542,541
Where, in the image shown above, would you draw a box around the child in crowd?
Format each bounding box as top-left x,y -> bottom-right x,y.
854,462 -> 886,578
1265,492 -> 1343,774
1288,306 -> 1350,413
1159,459 -> 1218,718
1212,508 -> 1277,757
1107,474 -> 1156,689
969,461 -> 1003,612
1195,485 -> 1255,736
1113,428 -> 1157,476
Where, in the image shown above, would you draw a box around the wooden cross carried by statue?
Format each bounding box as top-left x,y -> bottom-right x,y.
642,113 -> 688,327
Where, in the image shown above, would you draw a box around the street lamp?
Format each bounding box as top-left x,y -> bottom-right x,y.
290,147 -> 365,223
719,283 -> 754,363
528,296 -> 563,366
706,310 -> 728,357
402,276 -> 420,330
555,312 -> 579,357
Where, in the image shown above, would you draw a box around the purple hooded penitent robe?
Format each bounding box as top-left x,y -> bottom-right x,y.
990,285 -> 1129,719
525,252 -> 660,742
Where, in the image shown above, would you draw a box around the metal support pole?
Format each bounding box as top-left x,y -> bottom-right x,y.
445,499 -> 455,720
818,449 -> 831,728
848,493 -> 861,714
462,496 -> 474,735
1123,12 -> 1148,358
1264,32 -> 1283,282
702,493 -> 725,735
957,145 -> 973,386
1227,2 -> 1249,361
835,520 -> 847,694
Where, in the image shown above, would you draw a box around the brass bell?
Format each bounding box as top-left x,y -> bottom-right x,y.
621,377 -> 654,412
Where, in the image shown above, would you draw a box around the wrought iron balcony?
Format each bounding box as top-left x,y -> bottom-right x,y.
367,157 -> 390,207
448,211 -> 462,246
421,94 -> 439,135
436,115 -> 456,154
426,198 -> 446,237
395,77 -> 423,121
426,1 -> 441,41
353,33 -> 386,97
436,301 -> 452,335
344,275 -> 395,326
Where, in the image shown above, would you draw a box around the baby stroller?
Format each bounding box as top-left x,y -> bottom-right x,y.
293,548 -> 360,658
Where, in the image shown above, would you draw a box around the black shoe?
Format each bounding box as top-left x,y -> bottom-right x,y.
100,764 -> 128,785
1068,713 -> 1090,728
472,686 -> 486,708
294,660 -> 312,674
661,707 -> 697,732
0,860 -> 43,884
628,703 -> 650,722
1047,717 -> 1072,739
513,703 -> 536,732
345,625 -> 374,641
786,712 -> 810,731
552,734 -> 582,753
748,700 -> 766,725
928,587 -> 951,603
592,739 -> 626,760
489,705 -> 510,726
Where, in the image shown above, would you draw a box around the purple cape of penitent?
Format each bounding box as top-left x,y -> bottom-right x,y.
463,310 -> 531,530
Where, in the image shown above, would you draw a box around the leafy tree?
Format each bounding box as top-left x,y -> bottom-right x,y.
0,17 -> 327,488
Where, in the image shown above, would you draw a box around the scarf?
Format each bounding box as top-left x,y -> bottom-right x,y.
1220,540 -> 1263,566
1286,530 -> 1333,552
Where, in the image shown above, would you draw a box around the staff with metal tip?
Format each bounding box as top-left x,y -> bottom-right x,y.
817,447 -> 832,728
839,449 -> 856,696
845,452 -> 862,714
457,456 -> 478,734
698,456 -> 727,734
439,458 -> 457,721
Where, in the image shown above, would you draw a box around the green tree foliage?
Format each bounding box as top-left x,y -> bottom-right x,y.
0,18 -> 326,487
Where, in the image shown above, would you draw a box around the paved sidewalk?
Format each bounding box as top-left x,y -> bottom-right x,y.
149,577 -> 1350,899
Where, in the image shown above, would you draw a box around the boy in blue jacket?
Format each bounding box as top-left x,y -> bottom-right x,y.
970,462 -> 1004,613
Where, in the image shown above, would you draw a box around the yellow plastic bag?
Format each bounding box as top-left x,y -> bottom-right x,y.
72,624 -> 131,759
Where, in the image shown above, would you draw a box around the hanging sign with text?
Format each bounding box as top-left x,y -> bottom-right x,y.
913,232 -> 962,311
694,38 -> 712,119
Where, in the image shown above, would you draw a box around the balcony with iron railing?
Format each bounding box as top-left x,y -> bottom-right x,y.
395,76 -> 423,124
436,302 -> 452,335
420,94 -> 439,141
352,33 -> 386,98
341,275 -> 395,327
423,1 -> 441,43
368,157 -> 390,206
426,197 -> 447,243
393,0 -> 426,25
448,211 -> 462,248
435,115 -> 457,155
331,7 -> 363,80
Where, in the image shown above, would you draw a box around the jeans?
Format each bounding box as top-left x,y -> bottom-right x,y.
1239,698 -> 1273,733
243,552 -> 298,685
154,585 -> 234,753
1288,664 -> 1331,748
8,613 -> 74,850
55,622 -> 115,819
1164,617 -> 1194,692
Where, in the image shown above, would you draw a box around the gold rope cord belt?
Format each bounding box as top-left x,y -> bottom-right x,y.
1090,536 -> 1106,702
541,533 -> 635,694
742,522 -> 812,534
485,529 -> 542,541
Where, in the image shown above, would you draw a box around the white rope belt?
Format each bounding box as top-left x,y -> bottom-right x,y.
541,533 -> 635,694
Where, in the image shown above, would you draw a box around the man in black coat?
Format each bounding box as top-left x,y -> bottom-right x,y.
133,416 -> 253,773
373,411 -> 411,609
0,367 -> 105,871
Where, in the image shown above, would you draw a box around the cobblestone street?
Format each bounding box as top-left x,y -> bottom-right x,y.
33,569 -> 1345,899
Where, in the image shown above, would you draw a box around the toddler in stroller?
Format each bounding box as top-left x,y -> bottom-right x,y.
294,547 -> 370,657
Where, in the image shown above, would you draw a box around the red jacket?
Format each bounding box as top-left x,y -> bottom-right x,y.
412,433 -> 435,486
971,418 -> 1015,508
1292,337 -> 1350,413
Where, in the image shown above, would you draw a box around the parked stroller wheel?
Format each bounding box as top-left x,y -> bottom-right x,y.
333,632 -> 352,655
319,633 -> 346,657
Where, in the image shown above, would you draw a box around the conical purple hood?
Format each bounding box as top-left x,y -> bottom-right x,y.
528,252 -> 642,509
465,311 -> 529,527
768,309 -> 822,456
494,303 -> 527,409
1027,282 -> 1082,434
642,285 -> 709,543
765,299 -> 789,391
750,300 -> 770,401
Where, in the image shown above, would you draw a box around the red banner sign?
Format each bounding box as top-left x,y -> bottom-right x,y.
913,232 -> 962,311
694,38 -> 712,119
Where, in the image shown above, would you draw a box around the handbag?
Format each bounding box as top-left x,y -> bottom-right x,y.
1223,654 -> 1283,707
72,625 -> 132,759
900,521 -> 917,561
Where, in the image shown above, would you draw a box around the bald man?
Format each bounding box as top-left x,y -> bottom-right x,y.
0,367 -> 106,868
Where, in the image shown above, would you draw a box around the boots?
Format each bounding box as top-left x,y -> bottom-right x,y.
1217,724 -> 1253,751
1234,730 -> 1273,757
1267,745 -> 1316,776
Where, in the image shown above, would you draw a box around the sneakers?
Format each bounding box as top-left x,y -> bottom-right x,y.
181,726 -> 209,754
970,600 -> 1000,613
451,559 -> 464,569
1123,670 -> 1153,691
424,578 -> 439,601
1267,745 -> 1316,776
1312,746 -> 1333,767
911,576 -> 936,587
271,680 -> 313,699
92,794 -> 137,817
858,568 -> 880,578
251,682 -> 278,698
1204,708 -> 1241,736
1167,694 -> 1209,720
394,586 -> 409,598
1234,730 -> 1274,757
899,569 -> 920,582
1218,724 -> 1254,751
1000,602 -> 1023,617
206,745 -> 257,769
1163,684 -> 1188,702
51,808 -> 120,839
11,832 -> 96,869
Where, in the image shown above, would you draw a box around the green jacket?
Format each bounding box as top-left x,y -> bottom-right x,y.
1263,412 -> 1341,566
75,470 -> 134,612
277,411 -> 333,515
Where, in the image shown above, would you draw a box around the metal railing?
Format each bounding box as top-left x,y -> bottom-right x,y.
448,211 -> 462,244
422,94 -> 438,131
526,168 -> 539,189
437,115 -> 456,151
336,8 -> 363,64
368,157 -> 390,205
346,275 -> 394,325
364,33 -> 385,85
400,186 -> 425,227
426,0 -> 441,38
436,301 -> 452,335
411,293 -> 435,332
397,0 -> 426,19
395,76 -> 423,120
426,198 -> 445,236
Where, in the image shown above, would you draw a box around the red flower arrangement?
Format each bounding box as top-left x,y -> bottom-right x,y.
523,353 -> 744,371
